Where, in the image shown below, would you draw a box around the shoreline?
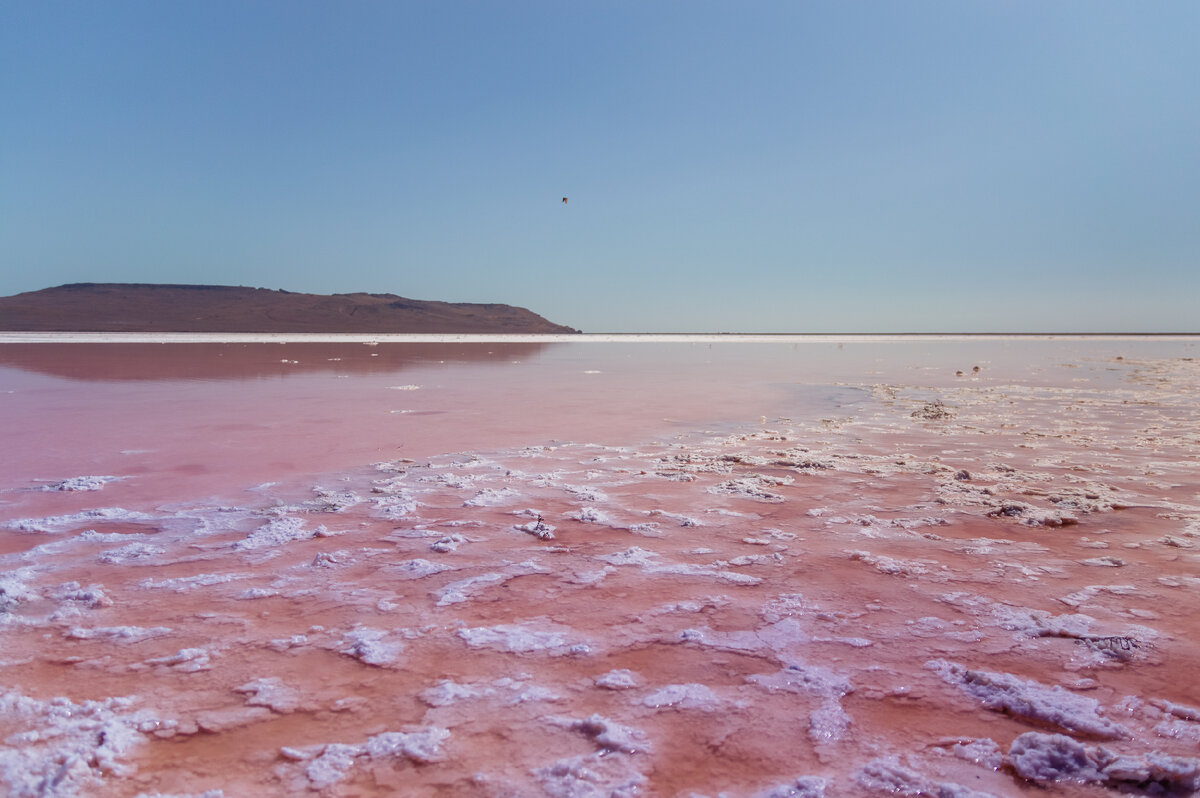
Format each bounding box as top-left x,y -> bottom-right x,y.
3,331 -> 1200,344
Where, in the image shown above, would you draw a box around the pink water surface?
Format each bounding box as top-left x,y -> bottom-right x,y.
2,338 -> 1200,797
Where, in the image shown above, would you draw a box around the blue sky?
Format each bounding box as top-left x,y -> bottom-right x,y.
2,2 -> 1198,332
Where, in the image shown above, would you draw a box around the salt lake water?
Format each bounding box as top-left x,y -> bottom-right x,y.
2,335 -> 1200,797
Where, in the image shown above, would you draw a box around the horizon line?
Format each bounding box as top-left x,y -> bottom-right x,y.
2,331 -> 1199,345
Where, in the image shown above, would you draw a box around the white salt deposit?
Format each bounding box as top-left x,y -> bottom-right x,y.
1008,731 -> 1200,792
39,475 -> 125,492
556,713 -> 650,754
595,669 -> 640,690
143,648 -> 212,673
66,625 -> 173,643
98,541 -> 165,564
234,677 -> 301,713
641,683 -> 723,711
234,517 -> 319,550
0,689 -> 156,798
337,627 -> 404,667
386,558 -> 454,578
464,487 -> 521,507
429,533 -> 467,552
137,573 -> 248,591
535,752 -> 646,798
568,506 -> 616,525
754,776 -> 827,798
0,569 -> 38,613
419,680 -> 495,707
854,757 -> 995,797
458,620 -> 587,655
927,660 -> 1128,739
433,572 -> 511,606
362,727 -> 450,763
7,507 -> 158,534
515,519 -> 556,540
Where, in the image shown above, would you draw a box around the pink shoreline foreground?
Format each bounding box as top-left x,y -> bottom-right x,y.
2,339 -> 1200,797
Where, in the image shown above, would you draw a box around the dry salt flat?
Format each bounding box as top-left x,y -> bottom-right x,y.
2,336 -> 1200,797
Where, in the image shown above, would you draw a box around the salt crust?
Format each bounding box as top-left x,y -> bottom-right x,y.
515,519 -> 557,540
594,669 -> 640,690
934,590 -> 1155,659
749,776 -> 827,798
39,476 -> 124,492
847,550 -> 946,579
386,558 -> 454,579
855,757 -> 996,797
98,541 -> 165,564
7,507 -> 157,534
336,627 -> 405,666
0,569 -> 38,613
137,572 -> 249,591
0,689 -> 155,798
234,587 -> 279,599
568,506 -> 617,525
234,677 -> 301,713
277,726 -> 450,790
234,516 -> 343,551
641,683 -> 724,711
430,532 -> 468,552
433,560 -> 549,606
547,714 -> 650,754
596,546 -> 764,585
748,662 -> 854,744
926,660 -> 1128,739
535,751 -> 646,798
371,493 -> 419,519
1008,731 -> 1200,792
302,487 -> 363,513
464,487 -> 521,507
707,474 -> 793,502
142,647 -> 211,673
935,738 -> 1004,770
66,625 -> 173,643
560,483 -> 609,502
645,509 -> 703,526
458,619 -> 590,656
420,676 -> 562,708
47,581 -> 113,609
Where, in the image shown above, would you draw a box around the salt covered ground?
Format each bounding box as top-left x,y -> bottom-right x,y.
2,337 -> 1200,797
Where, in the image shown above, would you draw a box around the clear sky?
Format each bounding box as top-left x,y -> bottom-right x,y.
2,2 -> 1198,332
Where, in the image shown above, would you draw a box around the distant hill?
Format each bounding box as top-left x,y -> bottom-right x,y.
0,283 -> 580,333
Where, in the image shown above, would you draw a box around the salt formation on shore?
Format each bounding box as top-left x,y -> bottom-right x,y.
2,347 -> 1200,795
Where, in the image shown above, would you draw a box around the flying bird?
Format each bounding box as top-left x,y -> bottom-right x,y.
562,197 -> 568,204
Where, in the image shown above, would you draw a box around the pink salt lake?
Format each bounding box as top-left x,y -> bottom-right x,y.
2,336 -> 1200,797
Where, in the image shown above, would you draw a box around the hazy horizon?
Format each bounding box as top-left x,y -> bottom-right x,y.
3,3 -> 1198,333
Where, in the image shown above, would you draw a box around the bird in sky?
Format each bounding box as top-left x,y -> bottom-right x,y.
562,197 -> 568,204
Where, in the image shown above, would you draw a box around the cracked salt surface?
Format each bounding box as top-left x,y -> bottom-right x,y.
3,339 -> 1200,795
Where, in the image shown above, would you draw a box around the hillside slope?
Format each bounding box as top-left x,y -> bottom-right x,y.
0,284 -> 579,333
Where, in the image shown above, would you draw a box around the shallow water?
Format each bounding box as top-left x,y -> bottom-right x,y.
2,337 -> 1200,797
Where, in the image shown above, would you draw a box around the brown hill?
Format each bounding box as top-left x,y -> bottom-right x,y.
0,283 -> 579,333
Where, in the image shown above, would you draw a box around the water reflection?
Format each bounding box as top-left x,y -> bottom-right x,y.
0,342 -> 558,382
